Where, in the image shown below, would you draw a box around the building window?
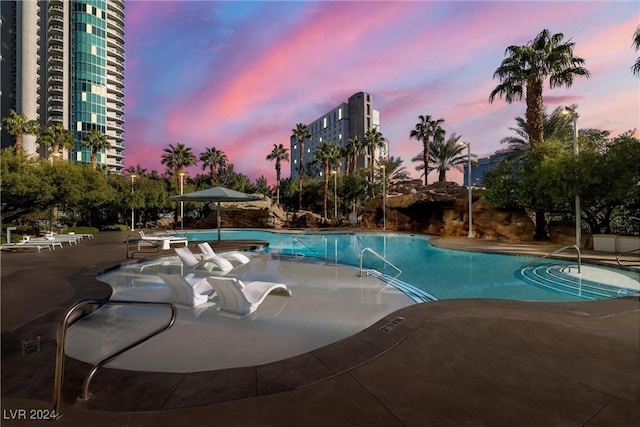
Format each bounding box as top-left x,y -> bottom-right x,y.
338,108 -> 342,120
323,117 -> 327,128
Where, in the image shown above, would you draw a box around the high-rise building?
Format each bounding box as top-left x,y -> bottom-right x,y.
1,0 -> 125,172
290,92 -> 387,178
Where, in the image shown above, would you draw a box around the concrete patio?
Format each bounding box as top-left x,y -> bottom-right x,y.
1,231 -> 638,426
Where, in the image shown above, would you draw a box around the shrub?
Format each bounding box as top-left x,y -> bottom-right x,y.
101,224 -> 129,232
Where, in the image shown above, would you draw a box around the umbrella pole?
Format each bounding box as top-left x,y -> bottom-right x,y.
217,201 -> 221,242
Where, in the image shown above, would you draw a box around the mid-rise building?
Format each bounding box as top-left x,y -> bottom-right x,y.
290,92 -> 387,178
463,152 -> 508,187
1,0 -> 126,172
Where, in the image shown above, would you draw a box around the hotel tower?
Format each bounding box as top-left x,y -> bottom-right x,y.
290,92 -> 387,178
1,0 -> 126,172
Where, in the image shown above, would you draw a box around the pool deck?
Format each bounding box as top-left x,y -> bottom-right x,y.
1,231 -> 638,426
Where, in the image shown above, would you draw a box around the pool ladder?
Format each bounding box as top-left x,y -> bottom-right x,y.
359,247 -> 402,277
521,245 -> 582,273
291,237 -> 316,259
52,299 -> 177,418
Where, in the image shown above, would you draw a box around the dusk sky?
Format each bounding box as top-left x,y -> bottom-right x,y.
124,1 -> 639,185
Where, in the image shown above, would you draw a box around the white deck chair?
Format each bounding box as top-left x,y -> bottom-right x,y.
197,242 -> 250,265
157,273 -> 212,308
174,247 -> 233,273
139,230 -> 188,249
206,277 -> 291,318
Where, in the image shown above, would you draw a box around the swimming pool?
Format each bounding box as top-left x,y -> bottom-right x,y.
183,229 -> 639,302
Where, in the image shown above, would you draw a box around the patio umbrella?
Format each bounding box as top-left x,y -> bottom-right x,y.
169,186 -> 261,241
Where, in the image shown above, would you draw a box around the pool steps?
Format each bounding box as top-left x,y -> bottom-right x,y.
518,264 -> 636,300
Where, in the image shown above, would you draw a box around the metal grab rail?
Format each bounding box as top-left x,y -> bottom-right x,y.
521,245 -> 582,274
125,232 -> 160,258
291,237 -> 316,258
53,299 -> 177,417
359,247 -> 402,277
617,248 -> 640,267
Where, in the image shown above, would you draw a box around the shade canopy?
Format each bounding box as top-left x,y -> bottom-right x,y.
169,186 -> 261,203
168,187 -> 261,241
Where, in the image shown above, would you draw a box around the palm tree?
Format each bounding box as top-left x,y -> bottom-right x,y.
199,146 -> 228,183
161,142 -> 196,185
266,143 -> 289,205
344,136 -> 366,175
124,164 -> 148,177
489,28 -> 590,148
314,141 -> 341,220
410,115 -> 445,185
499,106 -> 575,163
377,155 -> 410,184
428,133 -> 468,182
363,127 -> 388,193
37,123 -> 74,160
81,129 -> 109,169
632,25 -> 640,76
291,123 -> 311,211
2,109 -> 39,154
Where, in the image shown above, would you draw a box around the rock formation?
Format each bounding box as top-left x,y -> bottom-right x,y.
361,181 -> 535,242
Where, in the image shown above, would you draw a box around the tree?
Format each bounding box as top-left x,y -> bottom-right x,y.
489,28 -> 590,148
37,123 -> 74,160
266,143 -> 289,205
489,29 -> 589,240
314,141 -> 341,220
2,109 -> 39,154
161,142 -> 197,186
199,146 -> 228,183
291,123 -> 311,211
376,156 -> 410,188
410,115 -> 445,185
124,164 -> 148,177
363,127 -> 388,193
344,136 -> 366,175
633,25 -> 640,76
428,133 -> 468,182
81,129 -> 109,170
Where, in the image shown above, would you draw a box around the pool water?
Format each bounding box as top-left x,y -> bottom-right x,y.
184,230 -> 639,302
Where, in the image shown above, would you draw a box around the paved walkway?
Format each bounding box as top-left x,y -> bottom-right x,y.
1,231 -> 638,426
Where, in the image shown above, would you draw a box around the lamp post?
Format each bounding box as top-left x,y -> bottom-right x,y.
459,142 -> 473,238
564,106 -> 581,248
179,172 -> 185,230
381,165 -> 386,230
332,170 -> 338,220
130,174 -> 136,231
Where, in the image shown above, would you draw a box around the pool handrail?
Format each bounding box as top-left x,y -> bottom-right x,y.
616,248 -> 640,267
291,237 -> 316,258
53,299 -> 177,418
521,244 -> 581,274
359,247 -> 402,277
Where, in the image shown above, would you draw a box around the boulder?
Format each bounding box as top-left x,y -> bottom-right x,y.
362,182 -> 535,242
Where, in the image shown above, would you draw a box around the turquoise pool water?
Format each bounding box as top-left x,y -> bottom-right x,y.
181,230 -> 639,302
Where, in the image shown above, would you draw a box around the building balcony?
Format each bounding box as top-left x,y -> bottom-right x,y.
107,104 -> 125,115
106,55 -> 125,70
48,75 -> 64,83
107,94 -> 125,106
48,65 -> 64,74
107,66 -> 125,80
107,85 -> 124,97
49,4 -> 64,14
108,0 -> 125,15
50,85 -> 63,94
107,122 -> 124,132
48,95 -> 64,104
48,105 -> 64,113
48,45 -> 64,53
107,47 -> 125,62
49,55 -> 64,65
48,35 -> 64,45
48,24 -> 64,35
49,115 -> 64,123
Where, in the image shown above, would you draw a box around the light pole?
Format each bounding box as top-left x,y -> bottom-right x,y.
564,106 -> 581,248
179,172 -> 185,230
332,170 -> 338,220
381,165 -> 386,230
459,142 -> 473,238
130,174 -> 136,231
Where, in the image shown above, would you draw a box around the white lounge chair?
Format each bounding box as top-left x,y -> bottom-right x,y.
1,242 -> 53,252
174,247 -> 233,273
206,276 -> 291,318
138,230 -> 188,250
157,273 -> 213,308
197,242 -> 250,265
